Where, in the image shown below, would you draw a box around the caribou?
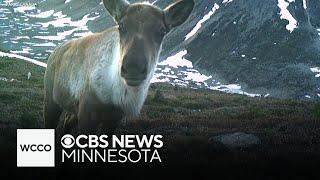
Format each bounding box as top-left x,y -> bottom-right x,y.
44,0 -> 195,133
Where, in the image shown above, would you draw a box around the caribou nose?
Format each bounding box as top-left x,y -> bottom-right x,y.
121,57 -> 148,85
121,61 -> 147,76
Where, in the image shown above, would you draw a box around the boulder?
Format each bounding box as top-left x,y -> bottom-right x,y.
209,132 -> 261,151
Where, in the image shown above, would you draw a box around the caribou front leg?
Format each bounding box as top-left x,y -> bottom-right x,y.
100,105 -> 124,135
78,92 -> 101,134
78,91 -> 124,134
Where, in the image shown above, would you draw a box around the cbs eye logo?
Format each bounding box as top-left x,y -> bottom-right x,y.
61,134 -> 75,148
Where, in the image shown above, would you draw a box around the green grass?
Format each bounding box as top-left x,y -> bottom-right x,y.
313,102 -> 320,118
0,57 -> 44,135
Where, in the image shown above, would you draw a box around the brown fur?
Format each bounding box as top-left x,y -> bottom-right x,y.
44,0 -> 194,134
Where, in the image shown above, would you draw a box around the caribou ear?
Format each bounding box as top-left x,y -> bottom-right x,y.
103,0 -> 130,21
164,0 -> 195,30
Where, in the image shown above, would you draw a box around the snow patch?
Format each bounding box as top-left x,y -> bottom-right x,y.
10,47 -> 33,54
209,84 -> 260,97
277,0 -> 298,33
222,0 -> 233,4
39,14 -> 98,28
32,42 -> 56,47
13,6 -> 36,14
26,10 -> 54,18
185,3 -> 220,40
35,12 -> 98,41
151,0 -> 158,5
303,0 -> 307,9
311,67 -> 320,77
158,50 -> 193,68
13,36 -> 30,40
0,77 -> 20,83
53,11 -> 67,19
0,51 -> 47,67
3,0 -> 14,3
153,50 -> 261,98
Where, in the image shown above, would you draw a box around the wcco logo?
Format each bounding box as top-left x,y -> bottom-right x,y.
17,129 -> 55,167
20,144 -> 52,152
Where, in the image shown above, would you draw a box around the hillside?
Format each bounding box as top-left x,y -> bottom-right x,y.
160,0 -> 320,98
2,0 -> 319,99
1,57 -> 320,178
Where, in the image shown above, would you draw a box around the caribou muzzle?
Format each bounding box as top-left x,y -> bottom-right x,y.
121,55 -> 148,86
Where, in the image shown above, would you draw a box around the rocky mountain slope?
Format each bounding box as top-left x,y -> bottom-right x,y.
160,0 -> 320,98
10,0 -> 320,99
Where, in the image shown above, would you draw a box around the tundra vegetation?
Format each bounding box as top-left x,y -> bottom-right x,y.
1,57 -> 320,177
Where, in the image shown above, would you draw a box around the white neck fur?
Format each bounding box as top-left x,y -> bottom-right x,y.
90,31 -> 158,117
